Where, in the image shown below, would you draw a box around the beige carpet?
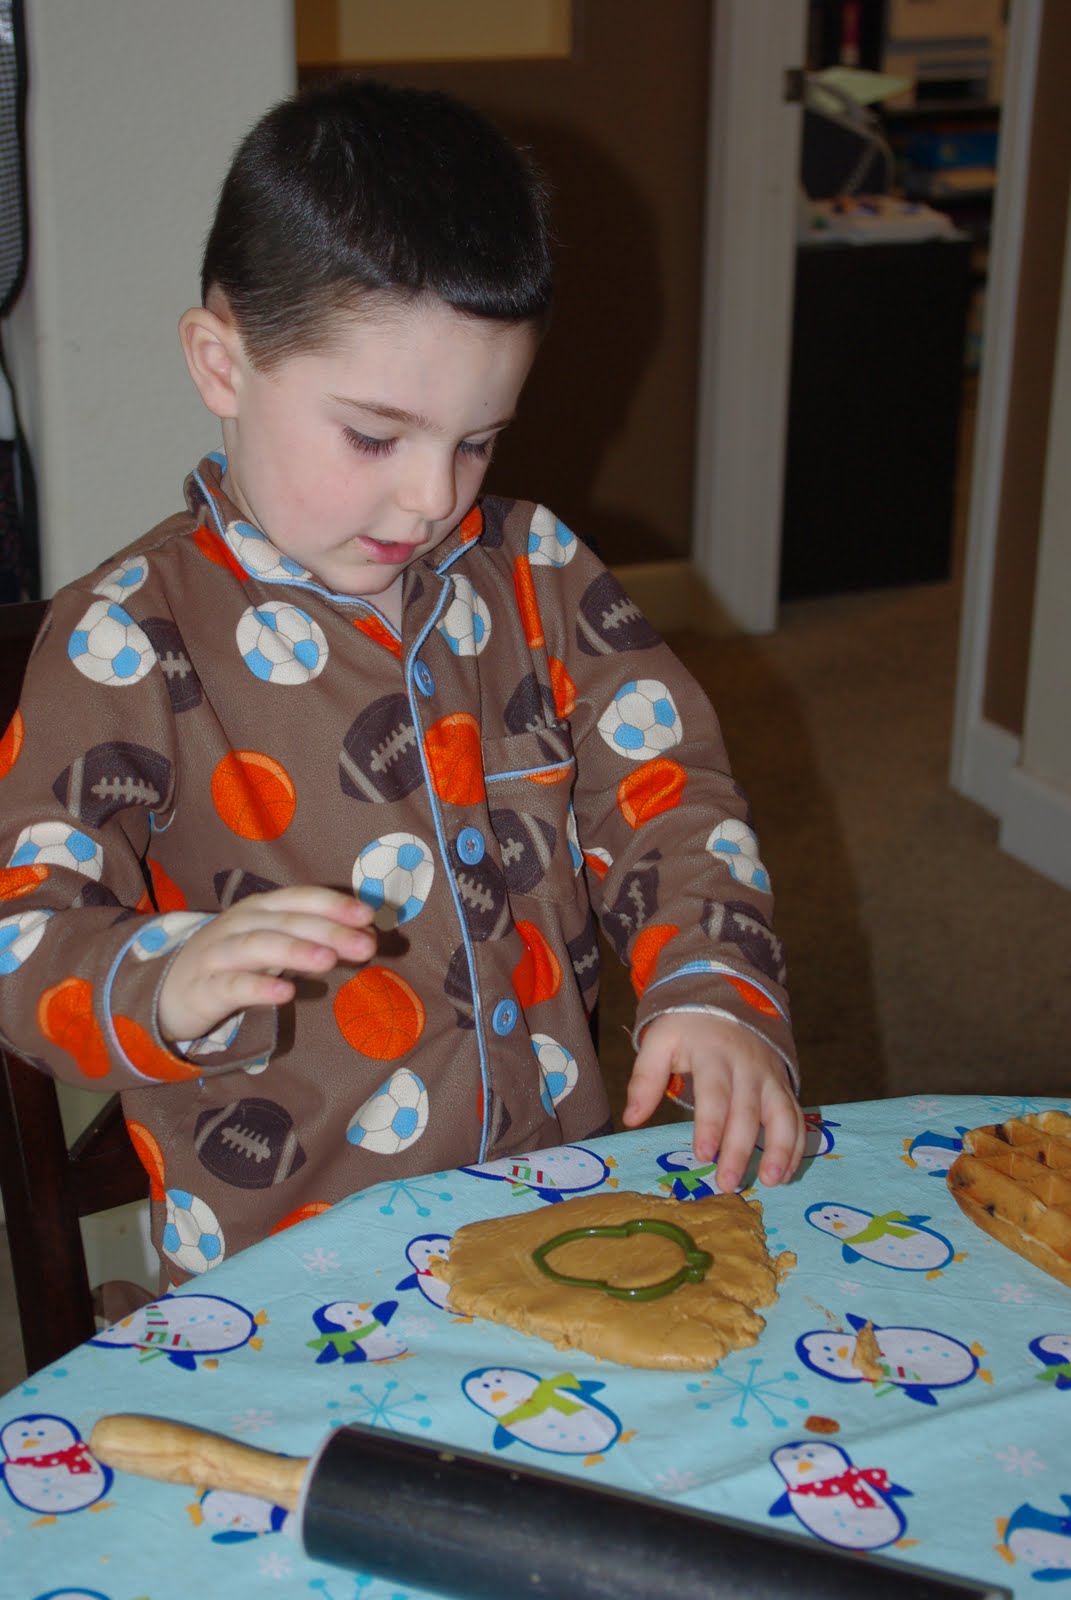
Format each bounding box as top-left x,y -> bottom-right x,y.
598,577 -> 1071,1121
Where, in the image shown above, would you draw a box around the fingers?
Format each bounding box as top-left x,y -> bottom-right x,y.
754,1090 -> 806,1188
698,1077 -> 756,1190
157,887 -> 378,1043
621,1041 -> 671,1130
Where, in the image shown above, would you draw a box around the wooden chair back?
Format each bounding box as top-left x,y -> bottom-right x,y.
0,599 -> 149,1374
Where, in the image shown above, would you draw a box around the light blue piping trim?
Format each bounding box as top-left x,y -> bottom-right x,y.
645,960 -> 789,1023
402,576 -> 495,1162
485,758 -> 577,784
191,466 -> 402,642
101,913 -> 213,1078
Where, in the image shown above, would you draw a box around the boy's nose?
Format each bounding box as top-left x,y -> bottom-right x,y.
396,453 -> 456,523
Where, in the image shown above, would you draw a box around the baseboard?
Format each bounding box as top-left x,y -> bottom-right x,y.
999,765 -> 1071,891
612,559 -> 740,638
952,717 -> 1021,818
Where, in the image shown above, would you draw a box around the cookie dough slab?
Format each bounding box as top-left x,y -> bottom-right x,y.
433,1189 -> 793,1370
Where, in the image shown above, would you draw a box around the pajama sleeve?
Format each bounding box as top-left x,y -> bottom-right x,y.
521,509 -> 798,1089
0,579 -> 276,1092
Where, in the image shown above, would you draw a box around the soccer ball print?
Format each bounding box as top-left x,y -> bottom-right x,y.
162,1188 -> 226,1275
9,821 -> 104,881
532,1033 -> 578,1110
705,819 -> 770,892
227,519 -> 310,582
68,600 -> 156,686
437,575 -> 492,656
92,554 -> 149,604
236,602 -> 328,684
346,1068 -> 429,1155
527,505 -> 577,567
352,833 -> 435,930
597,679 -> 683,761
0,909 -> 53,975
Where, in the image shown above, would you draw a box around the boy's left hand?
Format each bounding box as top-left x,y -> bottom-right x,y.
622,1012 -> 805,1192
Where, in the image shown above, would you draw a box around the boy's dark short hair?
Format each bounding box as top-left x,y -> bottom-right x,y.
202,76 -> 554,368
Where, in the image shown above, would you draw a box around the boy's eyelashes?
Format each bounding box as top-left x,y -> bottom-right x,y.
341,426 -> 496,462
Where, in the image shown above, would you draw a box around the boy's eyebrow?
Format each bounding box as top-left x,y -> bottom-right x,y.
330,396 -> 514,432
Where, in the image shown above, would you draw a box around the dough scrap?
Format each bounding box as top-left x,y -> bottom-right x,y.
432,1188 -> 794,1370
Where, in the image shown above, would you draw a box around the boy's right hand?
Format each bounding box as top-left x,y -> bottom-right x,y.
156,887 -> 377,1045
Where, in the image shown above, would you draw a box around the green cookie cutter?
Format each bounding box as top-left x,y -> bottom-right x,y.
531,1217 -> 714,1302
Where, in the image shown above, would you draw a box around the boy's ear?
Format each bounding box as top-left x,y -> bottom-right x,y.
178,306 -> 244,419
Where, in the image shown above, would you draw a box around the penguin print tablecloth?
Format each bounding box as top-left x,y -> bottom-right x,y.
3,1094 -> 1067,1598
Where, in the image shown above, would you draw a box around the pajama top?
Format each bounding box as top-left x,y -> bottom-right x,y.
0,455 -> 796,1283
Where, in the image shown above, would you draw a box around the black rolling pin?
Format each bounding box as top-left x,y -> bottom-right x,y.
90,1414 -> 1009,1600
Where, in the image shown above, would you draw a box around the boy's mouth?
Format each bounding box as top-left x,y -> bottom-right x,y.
358,535 -> 423,565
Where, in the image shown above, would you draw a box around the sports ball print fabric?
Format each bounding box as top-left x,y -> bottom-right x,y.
0,456 -> 795,1283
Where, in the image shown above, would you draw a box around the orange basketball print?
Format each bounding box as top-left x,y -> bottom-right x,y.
125,1118 -> 167,1202
548,657 -> 576,719
424,714 -> 485,806
513,554 -> 544,649
726,974 -> 780,1017
114,1015 -> 201,1083
335,966 -> 426,1060
0,863 -> 47,900
512,920 -> 562,1008
212,750 -> 296,840
0,709 -> 24,779
37,976 -> 111,1078
270,1201 -> 332,1235
192,522 -> 250,581
629,922 -> 679,997
459,504 -> 484,543
353,613 -> 402,658
135,857 -> 188,914
618,757 -> 687,830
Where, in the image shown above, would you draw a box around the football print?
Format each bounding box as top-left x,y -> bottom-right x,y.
346,1068 -> 429,1155
52,741 -> 173,827
9,821 -> 103,881
194,1097 -> 308,1189
213,868 -> 280,907
489,808 -> 556,895
449,841 -> 510,942
236,601 -> 328,685
353,832 -> 435,929
437,574 -> 492,656
567,912 -> 601,1000
443,944 -> 475,1029
597,680 -> 683,761
141,616 -> 203,713
576,571 -> 661,656
602,851 -> 662,961
67,600 -> 156,687
503,672 -> 556,735
340,693 -> 423,803
703,899 -> 786,985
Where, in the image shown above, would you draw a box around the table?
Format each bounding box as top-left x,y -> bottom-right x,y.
3,1093 -> 1067,1599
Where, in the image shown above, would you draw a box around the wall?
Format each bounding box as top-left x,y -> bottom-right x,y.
982,0 -> 1071,733
0,0 -> 294,1279
4,0 -> 295,595
298,0 -> 711,566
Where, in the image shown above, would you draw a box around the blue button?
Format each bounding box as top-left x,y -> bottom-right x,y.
457,827 -> 485,864
491,999 -> 518,1036
413,660 -> 435,696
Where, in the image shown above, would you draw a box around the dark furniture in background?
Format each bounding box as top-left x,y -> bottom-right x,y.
780,235 -> 973,600
0,599 -> 148,1374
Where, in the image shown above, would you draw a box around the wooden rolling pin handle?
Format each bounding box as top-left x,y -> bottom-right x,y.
90,1414 -> 308,1511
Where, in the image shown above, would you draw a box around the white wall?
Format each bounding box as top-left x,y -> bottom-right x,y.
1,0 -> 294,1283
998,171 -> 1071,888
5,0 -> 295,594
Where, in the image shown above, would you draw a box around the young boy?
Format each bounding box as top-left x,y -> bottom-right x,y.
0,78 -> 804,1284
